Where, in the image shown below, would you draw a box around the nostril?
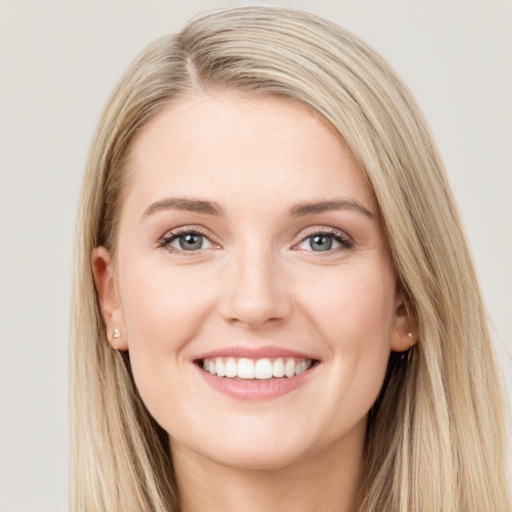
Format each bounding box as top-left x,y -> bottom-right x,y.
219,267 -> 292,327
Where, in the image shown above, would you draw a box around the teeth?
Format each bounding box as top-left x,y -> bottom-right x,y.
285,358 -> 295,378
295,360 -> 306,375
273,358 -> 285,377
201,356 -> 313,380
238,358 -> 255,379
255,359 -> 273,379
216,359 -> 226,377
225,357 -> 237,378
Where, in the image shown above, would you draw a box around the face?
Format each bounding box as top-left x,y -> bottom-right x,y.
93,93 -> 412,471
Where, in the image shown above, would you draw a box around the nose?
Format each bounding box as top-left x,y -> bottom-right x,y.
220,246 -> 292,329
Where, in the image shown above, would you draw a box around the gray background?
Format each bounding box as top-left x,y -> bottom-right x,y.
1,1 -> 510,510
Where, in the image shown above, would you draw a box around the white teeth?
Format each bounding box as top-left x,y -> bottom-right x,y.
202,356 -> 314,380
295,360 -> 307,375
225,357 -> 237,378
237,358 -> 255,379
272,358 -> 285,378
285,358 -> 296,378
216,358 -> 226,377
255,359 -> 273,379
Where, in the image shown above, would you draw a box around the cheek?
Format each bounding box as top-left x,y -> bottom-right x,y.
301,264 -> 396,346
117,263 -> 215,413
298,264 -> 395,400
120,260 -> 213,340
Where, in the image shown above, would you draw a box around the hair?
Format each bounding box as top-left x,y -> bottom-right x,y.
70,6 -> 510,512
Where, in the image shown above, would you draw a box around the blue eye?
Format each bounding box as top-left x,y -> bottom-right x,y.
308,234 -> 335,251
161,231 -> 213,252
297,231 -> 353,252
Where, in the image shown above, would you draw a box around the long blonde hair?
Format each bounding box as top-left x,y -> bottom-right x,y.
70,7 -> 510,511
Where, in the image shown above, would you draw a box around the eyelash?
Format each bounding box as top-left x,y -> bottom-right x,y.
296,227 -> 354,254
158,227 -> 215,256
157,227 -> 354,255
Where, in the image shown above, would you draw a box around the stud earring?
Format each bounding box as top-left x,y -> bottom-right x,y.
112,328 -> 121,339
407,332 -> 413,338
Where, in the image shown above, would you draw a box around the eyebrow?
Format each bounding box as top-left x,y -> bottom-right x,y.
288,199 -> 374,219
143,198 -> 223,218
142,196 -> 373,220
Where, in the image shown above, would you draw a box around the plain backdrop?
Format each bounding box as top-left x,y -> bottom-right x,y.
0,1 -> 510,510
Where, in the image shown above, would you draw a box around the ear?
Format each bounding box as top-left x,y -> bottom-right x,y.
390,285 -> 417,352
91,246 -> 128,351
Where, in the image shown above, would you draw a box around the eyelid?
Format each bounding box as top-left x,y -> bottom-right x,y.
156,224 -> 353,255
292,226 -> 354,252
158,225 -> 221,254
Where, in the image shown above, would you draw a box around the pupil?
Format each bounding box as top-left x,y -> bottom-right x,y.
179,233 -> 202,250
311,235 -> 332,251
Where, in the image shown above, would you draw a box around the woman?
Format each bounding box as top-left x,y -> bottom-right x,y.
70,6 -> 510,511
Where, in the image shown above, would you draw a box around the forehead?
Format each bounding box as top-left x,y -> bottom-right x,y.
123,92 -> 376,217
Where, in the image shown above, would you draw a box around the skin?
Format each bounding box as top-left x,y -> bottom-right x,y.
93,93 -> 415,512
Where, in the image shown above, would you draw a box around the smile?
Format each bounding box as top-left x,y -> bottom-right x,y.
201,357 -> 313,380
194,350 -> 319,400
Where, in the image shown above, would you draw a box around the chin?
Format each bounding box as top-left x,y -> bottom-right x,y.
202,441 -> 313,472
171,417 -> 334,473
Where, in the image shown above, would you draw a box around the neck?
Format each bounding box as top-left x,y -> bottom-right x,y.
171,422 -> 365,512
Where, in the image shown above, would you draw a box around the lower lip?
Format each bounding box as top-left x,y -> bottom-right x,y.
195,364 -> 317,400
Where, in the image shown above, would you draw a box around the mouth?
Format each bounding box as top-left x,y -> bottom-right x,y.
195,356 -> 319,381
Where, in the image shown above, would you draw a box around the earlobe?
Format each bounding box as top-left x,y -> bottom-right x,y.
91,247 -> 128,351
390,289 -> 418,353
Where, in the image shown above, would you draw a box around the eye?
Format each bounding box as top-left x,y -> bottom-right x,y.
296,230 -> 353,252
160,230 -> 214,252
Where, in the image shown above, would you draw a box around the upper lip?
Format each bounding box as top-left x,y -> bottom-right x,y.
194,345 -> 318,361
